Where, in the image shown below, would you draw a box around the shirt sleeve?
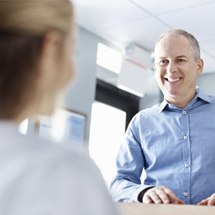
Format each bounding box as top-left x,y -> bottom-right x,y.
110,115 -> 150,202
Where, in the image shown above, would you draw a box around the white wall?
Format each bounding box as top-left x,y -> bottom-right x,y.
64,26 -> 111,148
197,73 -> 215,96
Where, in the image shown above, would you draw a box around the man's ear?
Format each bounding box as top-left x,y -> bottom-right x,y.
196,58 -> 204,75
153,62 -> 156,71
153,62 -> 157,78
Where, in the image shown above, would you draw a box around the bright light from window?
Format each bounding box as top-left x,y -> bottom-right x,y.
96,43 -> 122,74
89,101 -> 126,187
19,119 -> 29,135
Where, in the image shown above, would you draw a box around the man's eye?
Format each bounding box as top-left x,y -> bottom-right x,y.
159,59 -> 169,66
177,58 -> 186,64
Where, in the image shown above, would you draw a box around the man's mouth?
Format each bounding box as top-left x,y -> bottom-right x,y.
164,77 -> 182,83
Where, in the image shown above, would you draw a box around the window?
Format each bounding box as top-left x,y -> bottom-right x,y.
19,119 -> 29,135
89,79 -> 140,187
89,102 -> 126,186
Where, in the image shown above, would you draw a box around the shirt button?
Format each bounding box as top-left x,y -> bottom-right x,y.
184,135 -> 188,140
182,110 -> 187,114
184,192 -> 189,197
185,163 -> 190,168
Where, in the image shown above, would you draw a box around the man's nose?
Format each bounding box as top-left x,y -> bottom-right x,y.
166,62 -> 177,74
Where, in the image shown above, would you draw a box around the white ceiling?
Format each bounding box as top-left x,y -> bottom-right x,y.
73,0 -> 215,73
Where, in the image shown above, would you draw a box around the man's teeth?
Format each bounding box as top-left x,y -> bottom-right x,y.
165,77 -> 181,82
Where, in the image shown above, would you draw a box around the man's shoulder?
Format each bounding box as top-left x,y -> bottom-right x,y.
138,103 -> 161,116
132,103 -> 161,123
207,95 -> 215,103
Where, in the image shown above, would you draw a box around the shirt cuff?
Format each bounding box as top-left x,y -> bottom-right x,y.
131,185 -> 154,202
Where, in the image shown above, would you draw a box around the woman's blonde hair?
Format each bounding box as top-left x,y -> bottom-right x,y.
0,0 -> 74,120
0,0 -> 73,35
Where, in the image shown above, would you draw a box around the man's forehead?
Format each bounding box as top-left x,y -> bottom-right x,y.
156,34 -> 189,49
154,35 -> 192,57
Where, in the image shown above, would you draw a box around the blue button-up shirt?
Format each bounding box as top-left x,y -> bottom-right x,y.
110,88 -> 215,204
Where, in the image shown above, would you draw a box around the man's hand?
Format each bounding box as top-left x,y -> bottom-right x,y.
198,193 -> 215,206
142,186 -> 185,204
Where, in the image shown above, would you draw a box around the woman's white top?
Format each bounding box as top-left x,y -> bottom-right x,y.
0,121 -> 119,215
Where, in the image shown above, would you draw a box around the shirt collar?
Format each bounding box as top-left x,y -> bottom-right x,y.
158,100 -> 168,113
158,87 -> 212,113
196,87 -> 212,103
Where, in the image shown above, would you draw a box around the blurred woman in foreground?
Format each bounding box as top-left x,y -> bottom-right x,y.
0,0 -> 119,214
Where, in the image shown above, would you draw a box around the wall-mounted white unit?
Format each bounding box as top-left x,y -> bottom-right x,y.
118,59 -> 158,97
124,43 -> 152,69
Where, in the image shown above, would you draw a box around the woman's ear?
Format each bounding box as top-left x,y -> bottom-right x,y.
40,31 -> 62,64
38,31 -> 62,82
34,32 -> 63,116
42,31 -> 62,56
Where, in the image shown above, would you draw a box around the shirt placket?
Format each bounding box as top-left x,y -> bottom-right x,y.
181,109 -> 191,204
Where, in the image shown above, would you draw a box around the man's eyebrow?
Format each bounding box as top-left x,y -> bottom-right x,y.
156,57 -> 168,59
176,55 -> 187,58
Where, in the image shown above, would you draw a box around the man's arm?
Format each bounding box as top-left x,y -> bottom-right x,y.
110,118 -> 150,202
110,176 -> 153,202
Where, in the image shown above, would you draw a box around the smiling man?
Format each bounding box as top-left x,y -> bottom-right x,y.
154,30 -> 203,109
110,29 -> 215,206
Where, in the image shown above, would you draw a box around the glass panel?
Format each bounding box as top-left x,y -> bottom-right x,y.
35,109 -> 86,145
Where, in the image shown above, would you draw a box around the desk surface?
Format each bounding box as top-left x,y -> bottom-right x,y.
117,203 -> 215,215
